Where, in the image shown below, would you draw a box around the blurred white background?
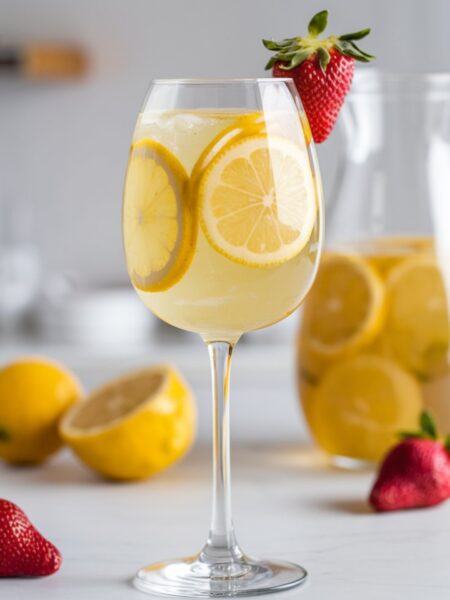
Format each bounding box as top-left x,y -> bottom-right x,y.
2,0 -> 450,287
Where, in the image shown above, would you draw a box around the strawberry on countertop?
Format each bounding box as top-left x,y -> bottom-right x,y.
263,9 -> 374,143
370,412 -> 450,512
0,499 -> 62,577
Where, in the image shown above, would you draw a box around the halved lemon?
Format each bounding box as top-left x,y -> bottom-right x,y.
383,255 -> 449,378
198,134 -> 316,268
123,139 -> 195,292
301,253 -> 386,362
60,365 -> 196,481
311,354 -> 422,461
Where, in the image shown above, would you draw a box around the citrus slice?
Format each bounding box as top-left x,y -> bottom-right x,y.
383,255 -> 449,378
60,365 -> 196,481
311,355 -> 423,461
191,117 -> 265,189
0,357 -> 83,464
300,111 -> 312,146
123,139 -> 195,292
198,134 -> 316,267
302,253 -> 386,360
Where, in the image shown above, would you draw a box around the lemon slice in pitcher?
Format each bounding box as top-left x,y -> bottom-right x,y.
198,134 -> 316,268
123,140 -> 195,292
384,254 -> 449,377
311,355 -> 423,461
302,252 -> 386,359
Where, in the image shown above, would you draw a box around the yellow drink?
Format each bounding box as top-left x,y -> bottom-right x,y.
124,109 -> 321,342
298,236 -> 450,462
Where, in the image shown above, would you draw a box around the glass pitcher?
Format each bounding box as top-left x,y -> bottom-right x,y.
297,71 -> 450,467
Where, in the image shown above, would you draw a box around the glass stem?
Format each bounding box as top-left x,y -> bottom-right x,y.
201,341 -> 243,565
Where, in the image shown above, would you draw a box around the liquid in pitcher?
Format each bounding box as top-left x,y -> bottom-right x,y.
298,236 -> 450,463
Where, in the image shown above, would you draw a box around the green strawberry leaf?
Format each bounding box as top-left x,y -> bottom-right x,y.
262,39 -> 283,51
339,28 -> 371,41
290,49 -> 311,68
265,56 -> 278,70
348,41 -> 376,60
444,435 -> 450,453
308,10 -> 328,37
318,47 -> 331,73
399,411 -> 439,441
0,426 -> 10,442
278,49 -> 314,70
263,10 -> 374,71
420,411 -> 438,440
336,40 -> 375,62
399,431 -> 427,441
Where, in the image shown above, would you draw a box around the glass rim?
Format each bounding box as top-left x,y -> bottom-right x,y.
152,77 -> 294,85
350,69 -> 450,96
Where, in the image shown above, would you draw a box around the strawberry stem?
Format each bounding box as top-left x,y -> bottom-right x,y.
263,9 -> 375,71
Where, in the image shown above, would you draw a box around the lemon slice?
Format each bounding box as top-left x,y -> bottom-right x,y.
311,355 -> 423,461
60,365 -> 196,481
302,252 -> 386,360
300,112 -> 312,146
383,255 -> 449,378
198,134 -> 316,268
123,139 -> 195,292
191,117 -> 265,189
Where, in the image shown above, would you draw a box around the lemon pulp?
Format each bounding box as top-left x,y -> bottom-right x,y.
60,365 -> 196,481
123,140 -> 195,292
199,135 -> 316,268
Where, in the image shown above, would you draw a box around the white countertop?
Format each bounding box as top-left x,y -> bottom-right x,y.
2,443 -> 450,600
1,334 -> 450,599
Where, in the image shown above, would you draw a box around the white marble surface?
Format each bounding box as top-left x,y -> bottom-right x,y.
2,442 -> 450,600
1,337 -> 450,599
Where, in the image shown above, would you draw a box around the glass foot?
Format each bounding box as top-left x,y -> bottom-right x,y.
133,554 -> 307,597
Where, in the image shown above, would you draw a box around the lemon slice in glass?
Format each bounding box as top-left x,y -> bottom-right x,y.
123,139 -> 195,292
191,116 -> 265,190
198,134 -> 316,268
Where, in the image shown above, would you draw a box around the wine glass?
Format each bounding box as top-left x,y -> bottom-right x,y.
123,78 -> 323,597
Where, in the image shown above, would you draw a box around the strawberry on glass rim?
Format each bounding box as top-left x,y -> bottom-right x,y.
263,9 -> 374,143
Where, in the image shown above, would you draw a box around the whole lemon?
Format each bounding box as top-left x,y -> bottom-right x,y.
60,365 -> 196,481
0,357 -> 84,464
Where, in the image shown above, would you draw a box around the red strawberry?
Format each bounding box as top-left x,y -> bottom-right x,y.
369,412 -> 450,512
0,499 -> 62,577
263,10 -> 374,143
